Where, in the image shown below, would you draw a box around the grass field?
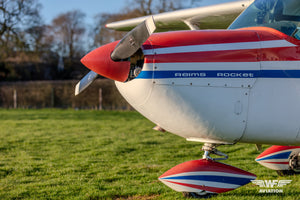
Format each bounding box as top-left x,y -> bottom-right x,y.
0,109 -> 299,200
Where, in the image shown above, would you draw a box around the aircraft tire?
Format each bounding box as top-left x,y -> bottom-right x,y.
182,192 -> 217,199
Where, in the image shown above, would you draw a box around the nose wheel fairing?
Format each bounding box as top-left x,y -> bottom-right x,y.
159,159 -> 256,194
256,145 -> 300,175
159,144 -> 256,197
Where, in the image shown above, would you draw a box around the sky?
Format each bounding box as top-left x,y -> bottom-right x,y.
39,0 -> 238,25
39,0 -> 127,25
38,0 -> 240,51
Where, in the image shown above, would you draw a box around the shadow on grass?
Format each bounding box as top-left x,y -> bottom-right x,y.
112,194 -> 160,200
221,189 -> 300,199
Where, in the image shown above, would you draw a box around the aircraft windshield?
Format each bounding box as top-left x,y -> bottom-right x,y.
229,0 -> 300,37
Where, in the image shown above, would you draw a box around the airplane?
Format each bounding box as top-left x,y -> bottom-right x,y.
75,0 -> 300,198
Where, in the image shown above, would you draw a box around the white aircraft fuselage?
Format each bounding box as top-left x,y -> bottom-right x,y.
116,28 -> 300,145
77,0 -> 300,196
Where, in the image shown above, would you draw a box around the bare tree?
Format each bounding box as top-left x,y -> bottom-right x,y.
156,0 -> 184,13
0,0 -> 40,59
130,0 -> 184,14
26,24 -> 54,60
51,10 -> 86,61
134,0 -> 154,15
92,0 -> 186,48
91,13 -> 127,48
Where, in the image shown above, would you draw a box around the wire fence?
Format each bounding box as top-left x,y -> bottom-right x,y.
0,79 -> 133,110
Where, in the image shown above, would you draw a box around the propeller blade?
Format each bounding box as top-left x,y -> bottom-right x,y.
75,70 -> 98,96
111,16 -> 156,61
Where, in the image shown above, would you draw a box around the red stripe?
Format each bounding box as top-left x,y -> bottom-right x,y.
145,30 -> 260,49
145,49 -> 259,63
263,161 -> 289,164
164,180 -> 233,193
241,27 -> 290,41
160,159 -> 256,178
261,47 -> 300,61
142,28 -> 300,63
256,146 -> 300,159
144,27 -> 296,51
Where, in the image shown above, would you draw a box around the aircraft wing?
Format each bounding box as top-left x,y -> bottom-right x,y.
106,0 -> 254,31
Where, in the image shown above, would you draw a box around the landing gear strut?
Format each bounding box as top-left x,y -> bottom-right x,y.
202,143 -> 228,161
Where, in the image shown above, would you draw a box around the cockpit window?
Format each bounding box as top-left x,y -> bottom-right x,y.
229,0 -> 300,37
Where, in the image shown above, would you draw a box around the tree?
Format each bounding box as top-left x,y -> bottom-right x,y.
91,13 -> 126,48
51,10 -> 86,61
156,0 -> 184,13
0,0 -> 43,81
0,0 -> 41,60
133,0 -> 154,15
92,0 -> 185,48
131,0 -> 184,15
26,24 -> 55,61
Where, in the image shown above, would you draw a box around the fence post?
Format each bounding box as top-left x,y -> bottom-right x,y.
13,89 -> 17,109
51,87 -> 55,107
99,88 -> 103,110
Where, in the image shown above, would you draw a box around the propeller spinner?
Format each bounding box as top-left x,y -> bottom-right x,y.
75,16 -> 156,96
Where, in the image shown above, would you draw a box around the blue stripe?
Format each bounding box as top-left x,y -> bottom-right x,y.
161,175 -> 253,185
256,151 -> 292,161
261,70 -> 300,78
137,70 -> 300,79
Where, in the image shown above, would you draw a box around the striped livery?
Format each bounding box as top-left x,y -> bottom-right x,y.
79,5 -> 300,196
139,27 -> 300,82
256,146 -> 300,170
159,159 -> 256,194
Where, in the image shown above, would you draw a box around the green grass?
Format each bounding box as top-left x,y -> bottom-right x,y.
0,109 -> 299,200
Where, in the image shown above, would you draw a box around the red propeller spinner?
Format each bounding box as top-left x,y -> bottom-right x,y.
80,41 -> 130,82
76,17 -> 156,96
